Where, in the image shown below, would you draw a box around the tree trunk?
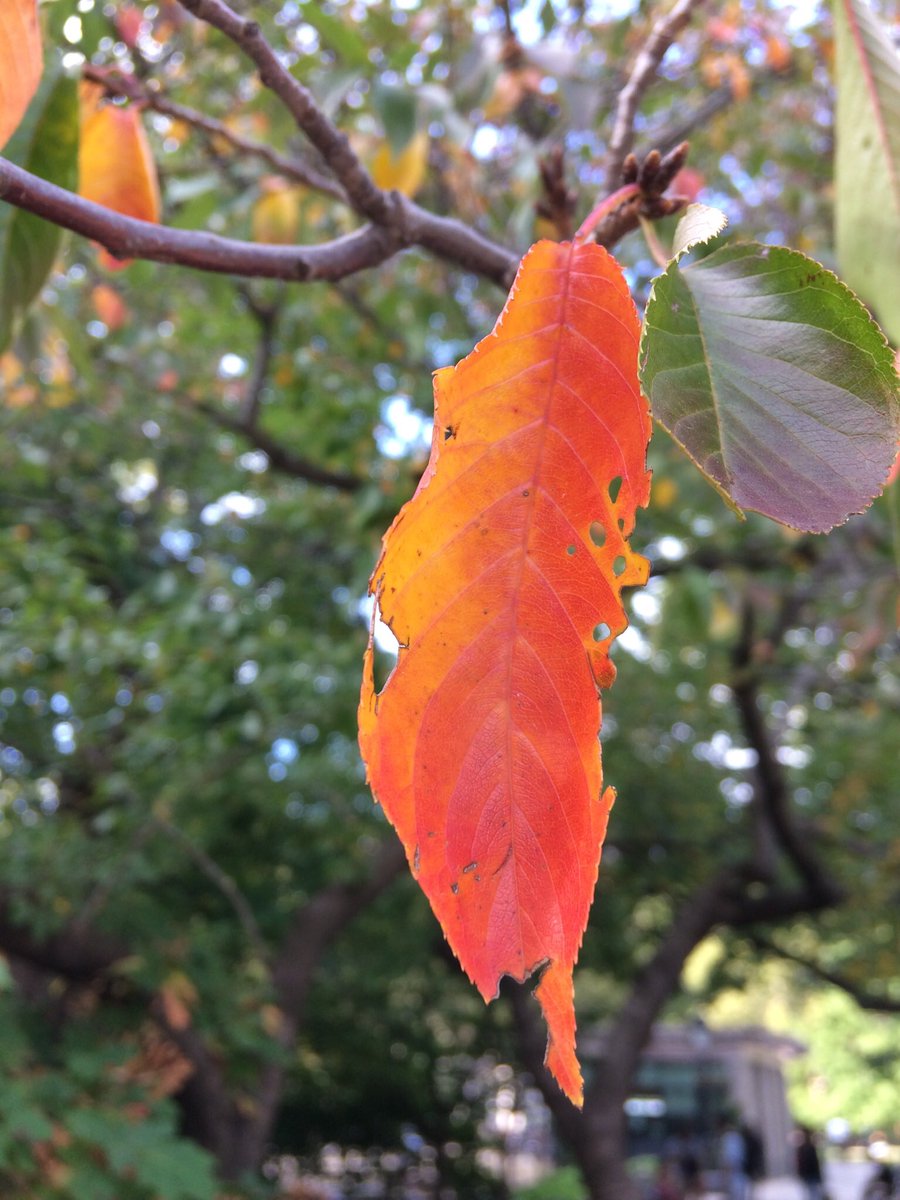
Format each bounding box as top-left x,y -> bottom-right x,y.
573,1101 -> 640,1200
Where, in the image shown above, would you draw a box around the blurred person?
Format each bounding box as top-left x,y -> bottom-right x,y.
720,1118 -> 750,1200
676,1129 -> 703,1199
795,1126 -> 824,1200
741,1122 -> 766,1196
862,1161 -> 895,1200
652,1159 -> 684,1200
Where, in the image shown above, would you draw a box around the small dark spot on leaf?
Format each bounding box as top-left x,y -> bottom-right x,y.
522,489 -> 530,497
463,861 -> 478,874
450,882 -> 459,894
413,845 -> 420,873
444,424 -> 457,440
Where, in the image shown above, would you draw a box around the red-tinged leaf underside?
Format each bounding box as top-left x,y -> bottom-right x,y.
359,239 -> 651,1105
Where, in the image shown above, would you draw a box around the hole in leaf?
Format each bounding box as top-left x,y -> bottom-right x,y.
566,544 -> 576,556
613,555 -> 627,577
444,424 -> 457,441
608,476 -> 622,504
618,517 -> 625,531
593,622 -> 610,642
589,522 -> 606,548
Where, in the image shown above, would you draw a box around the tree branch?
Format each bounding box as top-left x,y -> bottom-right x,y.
604,0 -> 708,190
731,606 -> 842,906
236,286 -> 281,427
583,868 -> 734,1112
151,815 -> 268,963
82,65 -> 347,201
749,934 -> 900,1014
177,0 -> 392,224
0,153 -> 520,287
272,838 -> 406,1029
0,892 -> 128,980
172,1 -> 524,284
0,156 -> 405,280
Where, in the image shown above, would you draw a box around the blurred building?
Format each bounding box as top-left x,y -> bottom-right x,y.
579,1021 -> 804,1175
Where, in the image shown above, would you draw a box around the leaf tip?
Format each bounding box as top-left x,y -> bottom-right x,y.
534,960 -> 583,1106
671,203 -> 728,260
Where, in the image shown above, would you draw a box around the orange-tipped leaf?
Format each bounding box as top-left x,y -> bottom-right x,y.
0,0 -> 42,152
78,102 -> 161,270
359,239 -> 651,1103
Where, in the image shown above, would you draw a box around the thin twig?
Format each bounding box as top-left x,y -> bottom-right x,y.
82,65 -> 347,201
238,286 -> 282,427
196,401 -> 363,490
604,0 -> 707,190
731,602 -> 843,906
151,815 -> 268,962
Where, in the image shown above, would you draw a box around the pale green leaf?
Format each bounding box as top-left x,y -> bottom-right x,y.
0,70 -> 78,353
672,203 -> 728,259
834,0 -> 900,344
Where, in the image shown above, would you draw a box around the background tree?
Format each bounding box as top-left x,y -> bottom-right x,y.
0,1 -> 897,1199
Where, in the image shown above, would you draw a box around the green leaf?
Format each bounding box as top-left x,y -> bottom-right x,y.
834,0 -> 900,344
640,243 -> 900,532
372,82 -> 417,154
0,69 -> 78,353
298,2 -> 369,68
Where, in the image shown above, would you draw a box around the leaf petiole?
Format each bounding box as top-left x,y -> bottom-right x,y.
575,183 -> 640,243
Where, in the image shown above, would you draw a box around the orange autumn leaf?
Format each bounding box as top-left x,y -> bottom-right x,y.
359,238 -> 651,1104
764,33 -> 793,73
0,0 -> 42,151
91,284 -> 129,331
78,102 -> 161,271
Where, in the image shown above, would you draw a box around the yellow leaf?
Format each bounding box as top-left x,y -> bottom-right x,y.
251,180 -> 303,244
651,476 -> 678,510
0,352 -> 24,387
0,0 -> 42,151
371,131 -> 429,197
260,1004 -> 286,1037
710,594 -> 737,640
